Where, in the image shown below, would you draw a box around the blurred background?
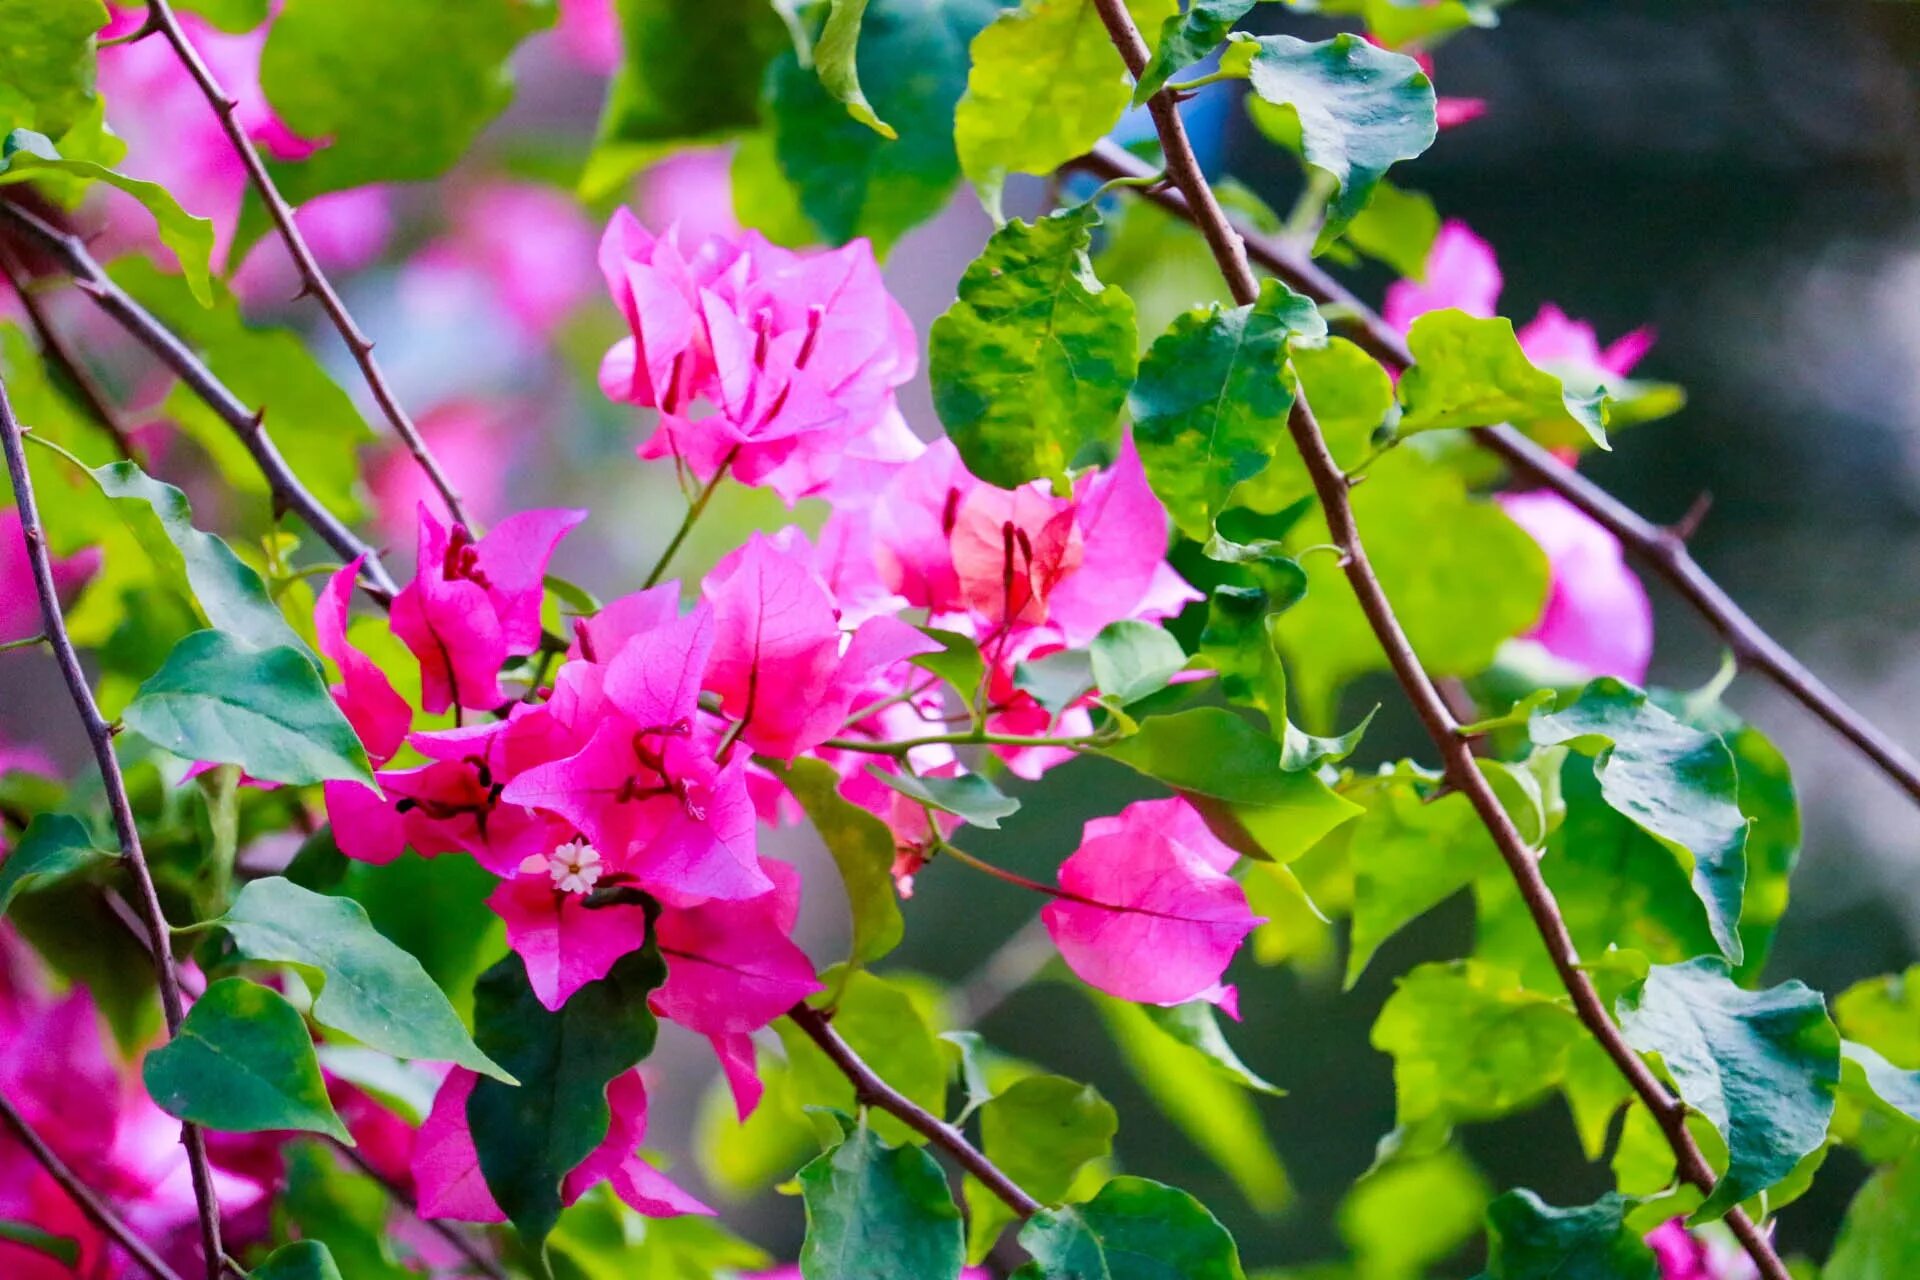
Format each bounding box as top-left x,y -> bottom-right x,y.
4,0 -> 1920,1272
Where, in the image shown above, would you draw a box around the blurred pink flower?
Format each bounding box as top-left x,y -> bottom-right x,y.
1,508 -> 100,642
1645,1220 -> 1760,1280
405,184 -> 600,339
639,148 -> 741,246
556,0 -> 622,75
367,399 -> 514,548
1496,490 -> 1653,685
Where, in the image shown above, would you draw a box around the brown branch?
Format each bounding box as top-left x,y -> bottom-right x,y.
141,0 -> 470,530
1084,10 -> 1789,1279
0,244 -> 143,464
1072,138 -> 1920,810
784,1003 -> 1044,1220
0,1092 -> 186,1280
0,376 -> 227,1280
331,1141 -> 509,1280
0,198 -> 398,601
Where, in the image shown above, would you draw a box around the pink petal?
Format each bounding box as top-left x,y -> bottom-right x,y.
413,1069 -> 506,1223
709,1032 -> 765,1120
476,508 -> 588,654
489,876 -> 655,1012
315,558 -> 411,765
603,602 -> 714,728
1497,491 -> 1653,685
1047,434 -> 1187,646
323,780 -> 410,865
702,534 -> 844,758
1382,220 -> 1502,333
564,1072 -> 712,1218
653,871 -> 820,1035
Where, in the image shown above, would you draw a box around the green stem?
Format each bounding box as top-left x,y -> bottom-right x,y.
642,448 -> 737,590
0,633 -> 48,653
821,728 -> 1112,758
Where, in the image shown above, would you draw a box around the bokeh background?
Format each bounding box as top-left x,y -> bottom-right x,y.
4,1 -> 1919,1272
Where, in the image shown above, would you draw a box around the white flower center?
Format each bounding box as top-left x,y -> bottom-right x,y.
521,840 -> 603,896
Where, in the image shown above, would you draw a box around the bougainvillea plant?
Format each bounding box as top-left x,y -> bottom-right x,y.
0,1 -> 1914,1278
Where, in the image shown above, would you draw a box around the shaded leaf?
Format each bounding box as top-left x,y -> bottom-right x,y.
930,204 -> 1138,490
250,1241 -> 345,1280
1014,1175 -> 1247,1279
124,630 -> 375,786
868,766 -> 1020,829
799,1113 -> 964,1280
142,977 -> 349,1141
0,1221 -> 80,1268
1089,619 -> 1188,705
1615,957 -> 1839,1221
966,1075 -> 1117,1261
1135,0 -> 1259,103
1825,1146 -> 1920,1280
1477,1190 -> 1658,1280
0,812 -> 116,918
220,876 -> 510,1081
776,757 -> 904,971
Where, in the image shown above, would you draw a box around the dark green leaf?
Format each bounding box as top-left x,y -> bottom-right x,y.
1142,1000 -> 1284,1095
250,1241 -> 345,1280
468,947 -> 667,1250
1236,32 -> 1436,234
931,204 -> 1138,490
1825,1146 -> 1920,1280
1135,0 -> 1258,104
1088,619 -> 1189,705
954,0 -> 1174,212
142,977 -> 350,1141
0,812 -> 116,918
0,1221 -> 80,1268
866,766 -> 1020,829
768,0 -> 999,253
220,876 -> 510,1081
1014,1175 -> 1247,1279
275,1142 -> 415,1280
1615,957 -> 1840,1221
0,0 -> 107,139
124,630 -> 375,786
1014,647 -> 1095,713
799,1114 -> 964,1280
582,0 -> 785,200
8,879 -> 160,1052
967,1075 -> 1117,1261
775,757 -> 903,971
0,130 -> 215,305
1397,310 -> 1610,449
1103,707 -> 1336,808
1531,678 -> 1749,965
84,459 -> 310,661
1477,1190 -> 1658,1280
1130,279 -> 1325,540
260,0 -> 552,201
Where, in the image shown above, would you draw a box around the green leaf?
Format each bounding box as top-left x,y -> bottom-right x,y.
1014,1176 -> 1247,1279
1273,450 -> 1546,721
799,1113 -> 964,1280
1343,180 -> 1438,279
1135,0 -> 1259,104
777,970 -> 951,1148
1531,678 -> 1750,965
1281,0 -> 1504,48
1373,961 -> 1581,1149
1094,995 -> 1291,1213
775,757 -> 904,972
910,627 -> 987,702
1234,32 -> 1436,234
1230,334 -> 1391,516
468,947 -> 667,1251
0,1221 -> 80,1268
260,0 -> 552,202
867,766 -> 1020,829
582,0 -> 784,201
1142,1000 -> 1284,1095
954,0 -> 1176,213
0,130 -> 216,306
1837,966 -> 1920,1068
142,977 -> 350,1141
1397,310 -> 1611,449
930,204 -> 1139,490
768,0 -> 1001,253
1338,1148 -> 1488,1280
124,630 -> 375,786
966,1075 -> 1118,1261
1015,646 -> 1095,713
1839,1040 -> 1920,1157
1477,1190 -> 1658,1280
815,0 -> 892,137
175,0 -> 270,31
84,459 -> 311,661
250,1241 -> 345,1280
1615,957 -> 1840,1221
0,0 -> 108,139
1197,581 -> 1374,771
1130,279 -> 1326,541
1825,1146 -> 1920,1280
1089,619 -> 1189,705
275,1142 -> 416,1280
0,813 -> 116,918
1103,707 -> 1338,808
219,876 -> 510,1081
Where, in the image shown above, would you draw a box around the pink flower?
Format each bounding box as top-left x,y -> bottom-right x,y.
367,400 -> 515,549
1645,1220 -> 1760,1280
315,558 -> 411,765
640,149 -> 742,246
414,1067 -> 707,1224
596,210 -> 922,504
1495,491 -> 1653,684
1041,798 -> 1262,1008
701,533 -> 938,760
390,505 -> 585,713
2,509 -> 100,642
1382,220 -> 1503,333
410,184 -> 600,339
555,0 -> 622,75
487,870 -> 654,1011
1517,303 -> 1655,382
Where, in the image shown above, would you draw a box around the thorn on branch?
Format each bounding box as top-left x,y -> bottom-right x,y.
1668,490 -> 1714,544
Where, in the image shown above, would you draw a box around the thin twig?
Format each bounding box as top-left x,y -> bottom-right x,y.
0,375 -> 227,1280
140,0 -> 469,530
784,1003 -> 1045,1219
0,245 -> 143,464
1072,138 -> 1920,811
1084,9 -> 1789,1278
0,199 -> 397,600
0,1092 -> 186,1280
331,1141 -> 509,1280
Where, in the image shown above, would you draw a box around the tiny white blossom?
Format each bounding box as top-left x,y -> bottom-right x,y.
538,840 -> 603,895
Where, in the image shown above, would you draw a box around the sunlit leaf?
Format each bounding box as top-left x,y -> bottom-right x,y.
799,1112 -> 964,1280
